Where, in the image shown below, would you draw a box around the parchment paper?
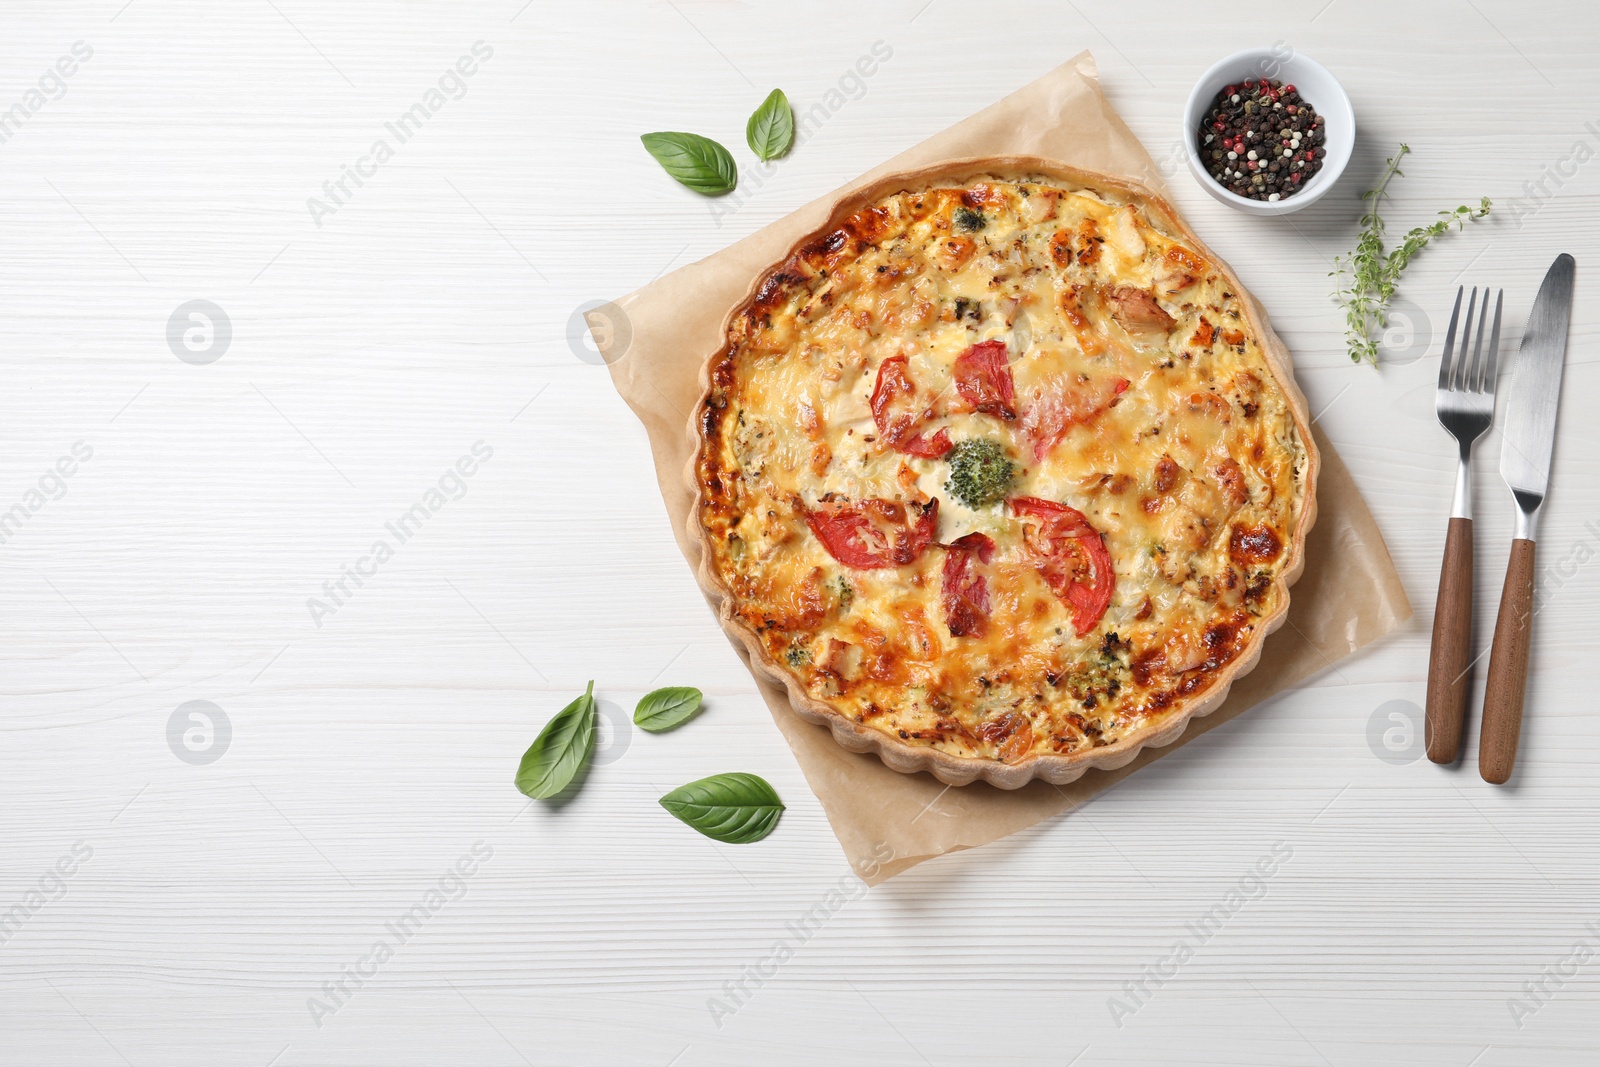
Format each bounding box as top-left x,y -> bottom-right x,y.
598,52 -> 1412,884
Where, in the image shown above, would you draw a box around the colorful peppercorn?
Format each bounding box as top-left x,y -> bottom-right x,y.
1197,77 -> 1325,202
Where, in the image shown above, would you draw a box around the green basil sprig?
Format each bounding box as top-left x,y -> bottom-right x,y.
659,772 -> 784,843
640,131 -> 737,195
514,681 -> 596,799
633,686 -> 703,733
745,89 -> 794,162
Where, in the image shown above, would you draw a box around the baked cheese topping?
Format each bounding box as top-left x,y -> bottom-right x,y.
696,175 -> 1307,764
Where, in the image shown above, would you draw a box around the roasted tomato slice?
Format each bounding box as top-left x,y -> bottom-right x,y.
870,354 -> 953,458
898,428 -> 953,459
940,532 -> 995,638
1009,496 -> 1115,636
805,497 -> 939,570
952,339 -> 1017,420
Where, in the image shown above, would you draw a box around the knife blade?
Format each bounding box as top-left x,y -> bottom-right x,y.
1499,254 -> 1576,511
1480,253 -> 1576,784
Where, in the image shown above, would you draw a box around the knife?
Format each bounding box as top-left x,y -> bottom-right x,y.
1479,253 -> 1576,784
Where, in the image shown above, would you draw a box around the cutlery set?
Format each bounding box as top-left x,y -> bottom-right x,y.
1425,254 -> 1576,784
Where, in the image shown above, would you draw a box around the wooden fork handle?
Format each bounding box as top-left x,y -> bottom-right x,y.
1480,538 -> 1537,784
1426,517 -> 1473,764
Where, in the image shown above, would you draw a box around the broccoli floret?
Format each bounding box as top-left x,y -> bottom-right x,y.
786,646 -> 811,667
944,439 -> 1015,509
954,207 -> 986,232
830,574 -> 854,611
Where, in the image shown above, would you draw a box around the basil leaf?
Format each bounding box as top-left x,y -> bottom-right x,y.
514,681 -> 596,799
745,89 -> 794,162
634,686 -> 703,733
640,131 -> 737,195
659,772 -> 784,843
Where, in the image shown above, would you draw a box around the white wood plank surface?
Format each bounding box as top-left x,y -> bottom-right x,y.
1,1 -> 1598,1063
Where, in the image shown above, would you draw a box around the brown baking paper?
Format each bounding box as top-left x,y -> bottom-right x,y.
598,52 -> 1411,884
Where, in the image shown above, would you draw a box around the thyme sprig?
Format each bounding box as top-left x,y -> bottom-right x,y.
1332,144 -> 1491,366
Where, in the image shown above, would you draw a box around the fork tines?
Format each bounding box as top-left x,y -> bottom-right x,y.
1438,286 -> 1505,395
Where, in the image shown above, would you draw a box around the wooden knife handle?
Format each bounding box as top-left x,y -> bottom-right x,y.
1426,517 -> 1473,764
1480,538 -> 1537,784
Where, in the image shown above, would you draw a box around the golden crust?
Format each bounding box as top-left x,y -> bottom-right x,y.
684,157 -> 1319,789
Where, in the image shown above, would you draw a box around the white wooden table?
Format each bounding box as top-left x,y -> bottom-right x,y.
2,2 -> 1597,1064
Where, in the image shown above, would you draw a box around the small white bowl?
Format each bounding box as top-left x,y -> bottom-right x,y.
1182,47 -> 1355,216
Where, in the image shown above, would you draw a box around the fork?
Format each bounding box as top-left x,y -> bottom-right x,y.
1426,286 -> 1504,764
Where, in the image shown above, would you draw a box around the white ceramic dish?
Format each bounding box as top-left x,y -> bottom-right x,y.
1182,47 -> 1355,217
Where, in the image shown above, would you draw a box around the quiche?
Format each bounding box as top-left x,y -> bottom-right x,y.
689,159 -> 1317,788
